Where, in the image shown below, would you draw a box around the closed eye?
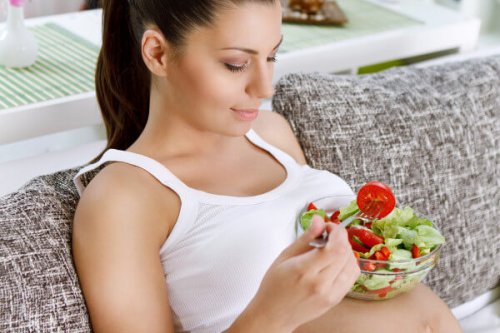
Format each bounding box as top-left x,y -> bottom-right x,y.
224,55 -> 277,73
225,63 -> 249,73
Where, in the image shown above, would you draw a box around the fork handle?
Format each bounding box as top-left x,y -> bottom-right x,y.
309,237 -> 328,248
309,213 -> 358,248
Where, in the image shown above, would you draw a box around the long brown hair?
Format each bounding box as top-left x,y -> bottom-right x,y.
94,0 -> 277,161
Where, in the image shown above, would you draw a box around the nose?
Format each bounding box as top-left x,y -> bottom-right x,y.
246,62 -> 275,99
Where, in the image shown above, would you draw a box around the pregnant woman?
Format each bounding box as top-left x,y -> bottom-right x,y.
72,1 -> 462,332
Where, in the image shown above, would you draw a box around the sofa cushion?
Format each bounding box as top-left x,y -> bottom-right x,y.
272,56 -> 500,308
0,169 -> 92,332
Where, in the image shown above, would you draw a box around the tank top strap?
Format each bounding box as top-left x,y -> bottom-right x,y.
73,149 -> 200,254
73,149 -> 189,197
245,128 -> 299,170
73,129 -> 302,206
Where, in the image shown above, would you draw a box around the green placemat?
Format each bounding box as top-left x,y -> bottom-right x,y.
0,23 -> 99,110
280,0 -> 423,53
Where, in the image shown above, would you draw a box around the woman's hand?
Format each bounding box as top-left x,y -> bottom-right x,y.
228,215 -> 360,333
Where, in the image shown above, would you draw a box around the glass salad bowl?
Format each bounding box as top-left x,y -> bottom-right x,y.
297,194 -> 444,301
349,244 -> 441,300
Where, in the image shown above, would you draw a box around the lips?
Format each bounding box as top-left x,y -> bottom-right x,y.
231,108 -> 259,121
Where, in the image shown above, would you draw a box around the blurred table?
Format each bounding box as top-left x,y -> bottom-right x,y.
275,0 -> 481,79
0,0 -> 481,144
0,9 -> 102,144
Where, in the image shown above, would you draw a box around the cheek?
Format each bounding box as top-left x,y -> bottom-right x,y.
179,60 -> 243,108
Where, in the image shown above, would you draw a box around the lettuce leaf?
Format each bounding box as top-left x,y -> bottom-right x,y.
300,209 -> 326,230
361,270 -> 395,290
371,205 -> 445,253
338,200 -> 359,221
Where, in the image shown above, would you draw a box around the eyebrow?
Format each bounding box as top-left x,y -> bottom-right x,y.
220,35 -> 283,54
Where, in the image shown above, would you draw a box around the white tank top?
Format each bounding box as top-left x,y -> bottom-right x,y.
74,129 -> 354,333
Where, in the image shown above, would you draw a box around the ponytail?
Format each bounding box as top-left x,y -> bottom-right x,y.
93,0 -> 150,161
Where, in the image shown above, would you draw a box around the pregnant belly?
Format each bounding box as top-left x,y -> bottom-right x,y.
293,284 -> 463,333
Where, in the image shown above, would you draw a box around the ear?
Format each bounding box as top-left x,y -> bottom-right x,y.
141,28 -> 169,77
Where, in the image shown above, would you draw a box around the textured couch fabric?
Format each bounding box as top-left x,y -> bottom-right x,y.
0,169 -> 91,332
0,57 -> 499,331
273,56 -> 500,308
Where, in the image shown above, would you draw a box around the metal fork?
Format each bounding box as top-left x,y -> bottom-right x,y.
308,201 -> 382,248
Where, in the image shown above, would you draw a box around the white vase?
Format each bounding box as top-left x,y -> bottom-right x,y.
0,0 -> 38,68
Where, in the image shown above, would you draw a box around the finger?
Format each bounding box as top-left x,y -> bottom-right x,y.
317,235 -> 352,277
324,248 -> 359,283
295,223 -> 352,273
325,223 -> 349,248
308,214 -> 326,236
328,262 -> 360,304
332,253 -> 361,291
306,248 -> 358,305
325,222 -> 335,233
280,215 -> 326,258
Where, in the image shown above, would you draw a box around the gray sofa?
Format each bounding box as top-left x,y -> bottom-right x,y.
1,56 -> 499,332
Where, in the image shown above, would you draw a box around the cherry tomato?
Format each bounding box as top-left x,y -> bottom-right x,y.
330,210 -> 340,224
356,181 -> 396,219
380,246 -> 391,258
307,202 -> 318,211
360,261 -> 376,272
412,244 -> 421,258
348,227 -> 384,248
373,251 -> 387,261
370,247 -> 390,269
348,235 -> 370,253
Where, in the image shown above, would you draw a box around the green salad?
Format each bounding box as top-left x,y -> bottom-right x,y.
301,200 -> 445,299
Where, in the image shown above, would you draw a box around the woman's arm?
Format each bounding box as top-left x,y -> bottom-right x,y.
72,163 -> 179,333
225,217 -> 360,333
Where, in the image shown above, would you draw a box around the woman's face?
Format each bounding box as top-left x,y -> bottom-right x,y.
159,1 -> 282,137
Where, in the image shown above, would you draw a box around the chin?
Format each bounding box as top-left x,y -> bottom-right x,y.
222,121 -> 254,138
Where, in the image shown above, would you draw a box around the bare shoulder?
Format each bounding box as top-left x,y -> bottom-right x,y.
253,110 -> 307,165
72,162 -> 179,332
75,162 -> 180,225
74,162 -> 180,242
